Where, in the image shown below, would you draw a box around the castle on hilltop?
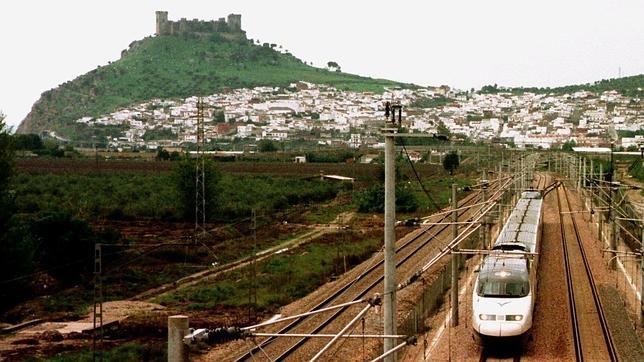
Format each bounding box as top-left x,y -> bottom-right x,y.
155,11 -> 246,40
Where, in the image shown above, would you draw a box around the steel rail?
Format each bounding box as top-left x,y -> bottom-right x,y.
270,177 -> 516,361
556,185 -> 583,362
270,187 -> 496,361
233,184 -> 493,361
561,185 -> 618,362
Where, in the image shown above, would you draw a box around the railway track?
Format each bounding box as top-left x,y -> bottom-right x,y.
476,172 -> 547,362
479,347 -> 521,362
235,178 -> 512,361
556,183 -> 618,362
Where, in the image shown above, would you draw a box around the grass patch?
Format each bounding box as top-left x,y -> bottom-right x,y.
304,196 -> 354,224
155,231 -> 380,312
629,159 -> 644,182
36,342 -> 165,362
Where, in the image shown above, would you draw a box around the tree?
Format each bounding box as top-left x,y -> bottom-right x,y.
326,61 -> 341,72
156,147 -> 170,161
436,120 -> 451,137
258,139 -> 278,152
0,113 -> 34,307
442,151 -> 460,175
561,139 -> 576,151
355,184 -> 418,213
0,113 -> 12,194
213,110 -> 226,123
13,134 -> 43,150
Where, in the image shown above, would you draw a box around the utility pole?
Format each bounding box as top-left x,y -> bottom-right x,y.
383,102 -> 399,361
195,98 -> 207,241
640,226 -> 643,327
578,156 -> 582,190
451,183 -> 459,327
248,209 -> 257,323
590,158 -> 594,217
520,155 -> 525,191
599,162 -> 604,243
482,180 -> 489,249
609,182 -> 617,270
93,243 -> 103,362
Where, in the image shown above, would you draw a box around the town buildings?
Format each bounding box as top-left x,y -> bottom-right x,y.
75,82 -> 643,152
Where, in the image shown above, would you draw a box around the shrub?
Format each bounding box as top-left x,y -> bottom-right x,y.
442,151 -> 459,175
355,184 -> 418,213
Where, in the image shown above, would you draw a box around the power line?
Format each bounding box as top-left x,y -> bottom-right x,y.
397,137 -> 440,211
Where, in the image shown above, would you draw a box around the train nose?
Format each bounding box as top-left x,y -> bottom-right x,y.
478,321 -> 503,337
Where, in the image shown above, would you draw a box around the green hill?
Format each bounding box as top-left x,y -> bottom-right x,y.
480,74 -> 644,97
18,33 -> 406,137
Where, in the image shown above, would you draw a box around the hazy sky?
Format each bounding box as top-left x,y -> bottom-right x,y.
1,0 -> 643,129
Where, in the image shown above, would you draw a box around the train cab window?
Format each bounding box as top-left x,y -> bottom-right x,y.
477,270 -> 530,298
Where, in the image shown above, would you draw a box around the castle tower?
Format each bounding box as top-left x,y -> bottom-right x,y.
227,14 -> 242,32
156,11 -> 168,35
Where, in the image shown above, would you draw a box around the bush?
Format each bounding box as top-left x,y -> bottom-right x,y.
442,151 -> 459,175
630,160 -> 644,182
13,134 -> 43,150
258,139 -> 278,152
31,211 -> 112,283
355,184 -> 418,213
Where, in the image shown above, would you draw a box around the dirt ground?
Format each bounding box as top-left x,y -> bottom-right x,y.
0,301 -> 165,360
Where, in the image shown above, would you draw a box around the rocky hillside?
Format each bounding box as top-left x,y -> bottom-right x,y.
18,33 -> 406,138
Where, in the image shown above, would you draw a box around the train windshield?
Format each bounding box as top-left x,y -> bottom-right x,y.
477,269 -> 529,298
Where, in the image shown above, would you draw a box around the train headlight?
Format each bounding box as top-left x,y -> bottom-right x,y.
479,314 -> 495,321
506,314 -> 523,321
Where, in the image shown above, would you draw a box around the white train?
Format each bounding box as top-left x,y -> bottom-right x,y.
472,191 -> 543,342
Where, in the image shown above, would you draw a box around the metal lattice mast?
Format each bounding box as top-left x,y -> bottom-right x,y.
248,209 -> 258,323
92,243 -> 103,362
195,98 -> 207,241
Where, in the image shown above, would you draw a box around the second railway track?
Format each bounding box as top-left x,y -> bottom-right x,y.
234,177 -> 513,361
556,183 -> 618,362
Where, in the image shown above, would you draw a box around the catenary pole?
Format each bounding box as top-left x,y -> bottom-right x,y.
451,183 -> 459,327
383,104 -> 397,362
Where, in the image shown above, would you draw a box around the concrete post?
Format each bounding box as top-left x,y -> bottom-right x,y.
640,226 -> 644,327
640,226 -> 643,327
383,130 -> 396,361
578,156 -> 582,190
581,157 -> 585,191
599,163 -> 604,243
609,184 -> 617,269
451,184 -> 459,327
168,315 -> 189,362
482,181 -> 489,250
590,158 -> 594,207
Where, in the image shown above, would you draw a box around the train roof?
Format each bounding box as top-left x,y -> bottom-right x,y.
492,194 -> 542,253
521,191 -> 542,199
479,255 -> 529,280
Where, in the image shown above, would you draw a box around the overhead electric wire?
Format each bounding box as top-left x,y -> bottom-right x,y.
397,137 -> 440,211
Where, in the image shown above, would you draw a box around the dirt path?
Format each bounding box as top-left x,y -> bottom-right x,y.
134,211 -> 355,302
0,301 -> 164,360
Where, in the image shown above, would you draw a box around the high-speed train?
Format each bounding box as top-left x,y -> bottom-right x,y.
472,191 -> 543,343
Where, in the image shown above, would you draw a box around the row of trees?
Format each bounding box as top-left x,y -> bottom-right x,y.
0,118 -> 124,311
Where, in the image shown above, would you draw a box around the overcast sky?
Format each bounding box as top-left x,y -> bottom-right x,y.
1,0 -> 643,129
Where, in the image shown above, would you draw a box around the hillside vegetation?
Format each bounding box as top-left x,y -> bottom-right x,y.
480,74 -> 644,97
18,33 -> 405,137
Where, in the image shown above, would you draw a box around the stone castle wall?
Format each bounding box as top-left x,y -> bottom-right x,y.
155,11 -> 246,40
